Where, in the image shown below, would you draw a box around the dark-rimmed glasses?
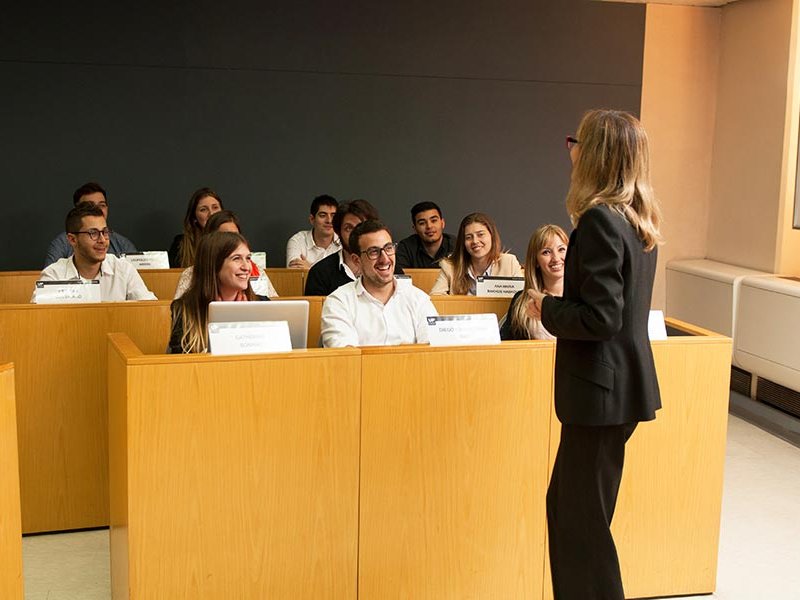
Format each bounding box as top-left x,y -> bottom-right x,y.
361,242 -> 397,260
566,136 -> 580,151
70,228 -> 112,241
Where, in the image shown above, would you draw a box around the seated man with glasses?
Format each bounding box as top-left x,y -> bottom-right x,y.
44,181 -> 137,267
321,220 -> 437,348
35,203 -> 156,301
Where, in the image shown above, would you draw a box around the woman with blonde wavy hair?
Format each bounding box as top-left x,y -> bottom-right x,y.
500,223 -> 567,340
527,109 -> 662,600
167,231 -> 266,354
430,212 -> 522,295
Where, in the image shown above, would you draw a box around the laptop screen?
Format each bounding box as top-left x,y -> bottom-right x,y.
208,300 -> 309,349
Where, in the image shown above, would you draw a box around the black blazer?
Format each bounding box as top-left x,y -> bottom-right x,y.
541,206 -> 661,426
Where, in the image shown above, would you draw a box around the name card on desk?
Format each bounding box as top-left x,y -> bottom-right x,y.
33,280 -> 102,304
476,276 -> 524,297
208,321 -> 292,355
426,313 -> 501,346
394,274 -> 413,290
251,252 -> 267,271
648,310 -> 668,341
122,251 -> 170,269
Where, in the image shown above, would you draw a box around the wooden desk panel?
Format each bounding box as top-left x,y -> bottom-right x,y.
403,268 -> 440,294
264,268 -> 306,297
0,302 -> 171,533
359,342 -> 556,599
109,338 -> 360,600
0,271 -> 39,304
542,319 -> 731,599
430,295 -> 512,319
0,363 -> 23,599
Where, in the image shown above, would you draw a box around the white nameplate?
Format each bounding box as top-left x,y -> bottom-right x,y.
476,276 -> 524,297
33,280 -> 102,304
122,251 -> 169,269
251,252 -> 267,271
648,309 -> 668,341
426,313 -> 501,347
394,274 -> 413,290
208,321 -> 292,355
249,276 -> 272,297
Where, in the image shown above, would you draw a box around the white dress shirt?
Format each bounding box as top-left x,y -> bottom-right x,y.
321,278 -> 438,347
36,255 -> 157,302
285,230 -> 341,267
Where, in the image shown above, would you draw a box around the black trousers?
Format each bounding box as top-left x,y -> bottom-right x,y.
546,422 -> 638,600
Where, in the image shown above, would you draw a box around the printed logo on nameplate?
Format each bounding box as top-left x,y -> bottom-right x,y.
208,321 -> 292,355
33,280 -> 102,304
122,251 -> 169,269
476,276 -> 524,297
426,314 -> 501,346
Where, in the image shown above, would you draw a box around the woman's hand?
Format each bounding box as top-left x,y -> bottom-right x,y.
526,289 -> 545,319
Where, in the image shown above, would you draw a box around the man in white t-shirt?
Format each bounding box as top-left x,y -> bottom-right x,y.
321,220 -> 438,347
35,203 -> 156,302
286,195 -> 340,269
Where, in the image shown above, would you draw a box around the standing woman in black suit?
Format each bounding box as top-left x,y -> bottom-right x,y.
527,109 -> 663,600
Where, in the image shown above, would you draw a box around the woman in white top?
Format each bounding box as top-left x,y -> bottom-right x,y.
500,223 -> 568,340
174,210 -> 277,299
430,212 -> 521,295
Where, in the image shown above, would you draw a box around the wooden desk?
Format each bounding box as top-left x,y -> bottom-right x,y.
107,322 -> 730,599
359,342 -> 555,599
109,337 -> 360,599
0,302 -> 172,533
0,271 -> 39,304
430,295 -> 511,319
0,363 -> 23,599
403,268 -> 440,294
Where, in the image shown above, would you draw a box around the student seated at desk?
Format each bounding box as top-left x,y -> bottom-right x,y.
35,203 -> 156,302
500,224 -> 567,340
430,212 -> 522,295
321,220 -> 437,348
169,187 -> 224,268
44,181 -> 137,267
174,210 -> 278,299
168,231 -> 268,353
304,199 -> 380,296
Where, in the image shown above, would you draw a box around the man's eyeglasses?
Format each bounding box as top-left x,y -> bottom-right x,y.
360,242 -> 397,260
71,228 -> 112,241
566,136 -> 580,151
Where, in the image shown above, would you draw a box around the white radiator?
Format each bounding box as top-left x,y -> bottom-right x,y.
735,276 -> 800,394
665,259 -> 769,339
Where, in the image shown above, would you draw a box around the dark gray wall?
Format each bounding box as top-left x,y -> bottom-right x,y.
1,0 -> 645,271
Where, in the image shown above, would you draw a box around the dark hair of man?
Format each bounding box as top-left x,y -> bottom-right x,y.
348,220 -> 391,256
72,182 -> 107,206
310,195 -> 338,216
332,199 -> 380,237
65,202 -> 104,233
204,210 -> 242,234
410,201 -> 442,222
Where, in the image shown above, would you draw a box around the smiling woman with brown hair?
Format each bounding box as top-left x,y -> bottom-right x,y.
429,212 -> 522,295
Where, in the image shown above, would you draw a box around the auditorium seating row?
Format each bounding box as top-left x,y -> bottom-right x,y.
0,267 -> 443,303
107,324 -> 731,599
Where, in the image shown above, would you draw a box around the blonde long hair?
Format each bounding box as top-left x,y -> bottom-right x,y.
170,231 -> 255,353
508,224 -> 568,339
444,212 -> 503,295
566,109 -> 662,250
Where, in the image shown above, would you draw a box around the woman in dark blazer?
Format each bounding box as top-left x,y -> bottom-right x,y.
528,109 -> 663,600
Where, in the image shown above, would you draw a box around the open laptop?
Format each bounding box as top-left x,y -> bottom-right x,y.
208,300 -> 309,349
